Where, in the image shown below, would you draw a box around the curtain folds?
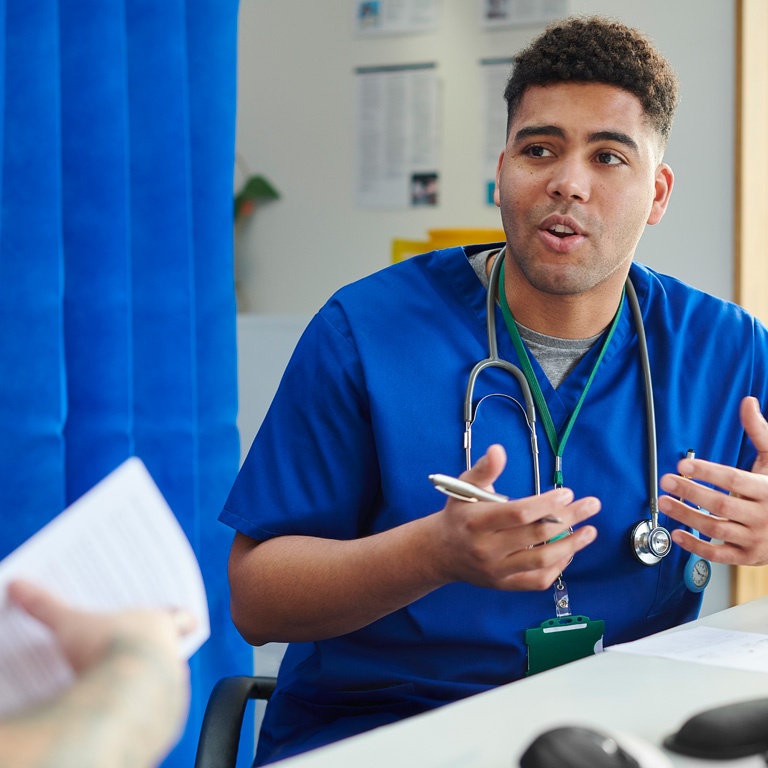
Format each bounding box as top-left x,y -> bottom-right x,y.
0,2 -> 249,765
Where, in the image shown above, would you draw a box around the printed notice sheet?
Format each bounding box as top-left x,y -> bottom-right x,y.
607,626 -> 768,674
0,458 -> 209,717
355,63 -> 440,208
355,0 -> 439,37
480,0 -> 568,28
481,57 -> 513,205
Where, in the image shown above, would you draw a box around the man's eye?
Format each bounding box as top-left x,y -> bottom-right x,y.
596,152 -> 622,165
526,146 -> 553,158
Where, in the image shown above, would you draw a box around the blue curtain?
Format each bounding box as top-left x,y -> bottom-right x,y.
0,1 -> 251,765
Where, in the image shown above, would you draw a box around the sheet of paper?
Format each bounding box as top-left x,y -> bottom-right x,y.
355,63 -> 440,208
355,0 -> 439,37
479,0 -> 568,29
606,626 -> 768,673
0,457 -> 209,717
480,57 -> 513,204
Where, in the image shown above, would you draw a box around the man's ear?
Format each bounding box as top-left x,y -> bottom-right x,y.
647,163 -> 674,225
493,150 -> 505,208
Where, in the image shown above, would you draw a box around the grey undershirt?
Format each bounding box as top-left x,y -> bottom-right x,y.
468,249 -> 603,389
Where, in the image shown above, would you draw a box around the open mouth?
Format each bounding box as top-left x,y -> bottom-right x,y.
547,224 -> 576,238
538,218 -> 586,253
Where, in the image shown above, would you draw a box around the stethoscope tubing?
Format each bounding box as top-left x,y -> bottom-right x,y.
625,277 -> 660,528
463,248 -> 541,491
462,246 -> 666,564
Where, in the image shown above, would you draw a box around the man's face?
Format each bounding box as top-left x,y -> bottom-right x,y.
494,82 -> 673,298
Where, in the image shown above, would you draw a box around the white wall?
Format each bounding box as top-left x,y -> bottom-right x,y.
235,0 -> 735,315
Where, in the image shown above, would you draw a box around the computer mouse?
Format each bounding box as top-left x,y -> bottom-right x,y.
519,725 -> 673,768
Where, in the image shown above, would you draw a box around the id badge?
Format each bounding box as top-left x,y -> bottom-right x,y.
524,615 -> 605,676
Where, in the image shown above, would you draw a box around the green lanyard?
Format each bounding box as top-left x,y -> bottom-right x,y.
498,259 -> 625,488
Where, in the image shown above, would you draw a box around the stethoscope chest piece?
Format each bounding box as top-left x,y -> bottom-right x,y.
631,519 -> 672,566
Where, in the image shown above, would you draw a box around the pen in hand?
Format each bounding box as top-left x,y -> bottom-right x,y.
428,474 -> 562,524
679,449 -> 695,501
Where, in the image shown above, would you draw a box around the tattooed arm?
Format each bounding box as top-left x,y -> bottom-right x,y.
0,581 -> 191,768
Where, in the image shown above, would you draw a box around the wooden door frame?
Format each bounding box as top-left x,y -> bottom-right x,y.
731,0 -> 768,605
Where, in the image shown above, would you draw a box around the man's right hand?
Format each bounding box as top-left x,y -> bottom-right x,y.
430,443 -> 600,591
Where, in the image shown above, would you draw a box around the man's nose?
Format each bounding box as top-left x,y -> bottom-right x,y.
545,159 -> 590,202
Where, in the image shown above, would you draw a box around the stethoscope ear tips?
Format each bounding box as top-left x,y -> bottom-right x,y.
631,519 -> 672,566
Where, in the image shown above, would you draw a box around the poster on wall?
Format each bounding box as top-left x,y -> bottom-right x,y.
480,0 -> 568,28
355,0 -> 439,37
355,63 -> 441,208
481,57 -> 513,205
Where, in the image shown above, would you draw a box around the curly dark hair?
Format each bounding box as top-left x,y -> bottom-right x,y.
505,16 -> 679,143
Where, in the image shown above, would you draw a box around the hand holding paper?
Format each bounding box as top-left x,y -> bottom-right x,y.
0,458 -> 209,717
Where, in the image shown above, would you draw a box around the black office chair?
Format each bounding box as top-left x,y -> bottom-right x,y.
194,675 -> 277,768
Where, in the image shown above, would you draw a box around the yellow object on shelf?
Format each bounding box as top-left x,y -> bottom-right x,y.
392,238 -> 430,264
392,228 -> 506,263
427,228 -> 506,250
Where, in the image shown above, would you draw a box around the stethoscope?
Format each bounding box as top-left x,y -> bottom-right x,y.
463,246 -> 671,566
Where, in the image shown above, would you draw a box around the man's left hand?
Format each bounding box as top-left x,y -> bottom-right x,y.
659,396 -> 768,566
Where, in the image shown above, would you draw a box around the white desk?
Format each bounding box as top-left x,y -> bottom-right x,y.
274,598 -> 768,767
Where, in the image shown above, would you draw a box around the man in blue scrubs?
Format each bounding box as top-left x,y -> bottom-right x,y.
220,16 -> 768,764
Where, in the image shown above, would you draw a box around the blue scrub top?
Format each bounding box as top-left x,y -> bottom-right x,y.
221,245 -> 768,764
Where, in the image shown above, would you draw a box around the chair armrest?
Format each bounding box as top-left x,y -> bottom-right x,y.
194,675 -> 277,768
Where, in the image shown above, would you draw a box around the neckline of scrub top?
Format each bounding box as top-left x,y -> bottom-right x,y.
437,246 -> 648,423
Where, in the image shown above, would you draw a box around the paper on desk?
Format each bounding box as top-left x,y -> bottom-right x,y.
607,626 -> 768,673
0,457 -> 209,717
